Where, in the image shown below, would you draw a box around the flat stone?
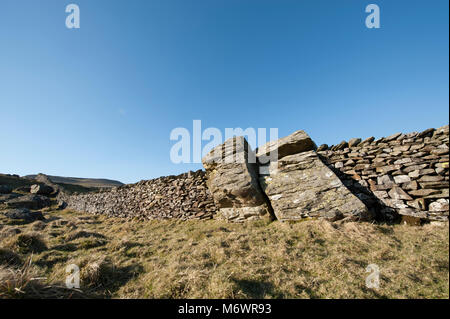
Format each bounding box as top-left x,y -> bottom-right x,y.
429,199 -> 449,212
385,132 -> 402,141
424,188 -> 449,199
408,189 -> 441,197
317,144 -> 328,151
418,175 -> 444,182
348,138 -> 362,148
256,130 -> 316,161
419,181 -> 449,189
376,165 -> 401,174
360,136 -> 375,145
402,181 -> 418,190
393,175 -> 411,184
388,187 -> 413,200
332,141 -> 348,151
380,198 -> 408,209
404,164 -> 428,173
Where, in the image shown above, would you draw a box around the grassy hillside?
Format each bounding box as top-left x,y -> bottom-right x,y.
24,175 -> 123,188
0,209 -> 448,299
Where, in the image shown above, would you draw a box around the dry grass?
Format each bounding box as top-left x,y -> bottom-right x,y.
0,209 -> 448,299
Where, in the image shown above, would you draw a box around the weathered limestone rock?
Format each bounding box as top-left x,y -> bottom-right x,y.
30,184 -> 54,195
257,130 -> 370,222
202,136 -> 274,222
256,130 -> 316,161
348,138 -> 362,148
259,151 -> 370,221
317,144 -> 328,151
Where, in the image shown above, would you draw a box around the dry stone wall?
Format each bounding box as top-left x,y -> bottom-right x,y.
60,170 -> 217,220
318,125 -> 449,223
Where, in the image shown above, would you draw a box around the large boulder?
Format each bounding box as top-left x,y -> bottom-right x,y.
5,194 -> 51,210
202,136 -> 274,222
258,131 -> 371,222
30,184 -> 54,195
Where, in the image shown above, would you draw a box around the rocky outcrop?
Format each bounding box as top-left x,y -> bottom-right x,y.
4,208 -> 44,222
202,137 -> 274,222
30,184 -> 54,195
5,195 -> 51,210
318,125 -> 449,223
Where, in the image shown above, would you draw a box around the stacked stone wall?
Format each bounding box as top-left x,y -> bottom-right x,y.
61,170 -> 217,220
318,125 -> 449,223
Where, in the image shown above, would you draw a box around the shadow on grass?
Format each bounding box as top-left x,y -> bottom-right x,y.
231,278 -> 284,298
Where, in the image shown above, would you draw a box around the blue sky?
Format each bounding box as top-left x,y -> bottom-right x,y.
0,0 -> 448,184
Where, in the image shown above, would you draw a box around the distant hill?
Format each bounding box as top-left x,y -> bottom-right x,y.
24,174 -> 124,188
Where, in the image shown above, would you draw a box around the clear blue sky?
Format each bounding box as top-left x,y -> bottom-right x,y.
0,0 -> 448,184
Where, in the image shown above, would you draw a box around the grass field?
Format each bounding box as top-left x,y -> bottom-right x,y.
0,209 -> 448,299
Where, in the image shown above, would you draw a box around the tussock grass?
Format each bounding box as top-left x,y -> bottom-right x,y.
0,209 -> 448,299
0,256 -> 85,299
11,233 -> 47,254
0,248 -> 22,266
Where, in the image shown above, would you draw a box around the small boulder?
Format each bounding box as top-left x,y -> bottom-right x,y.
30,184 -> 54,195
